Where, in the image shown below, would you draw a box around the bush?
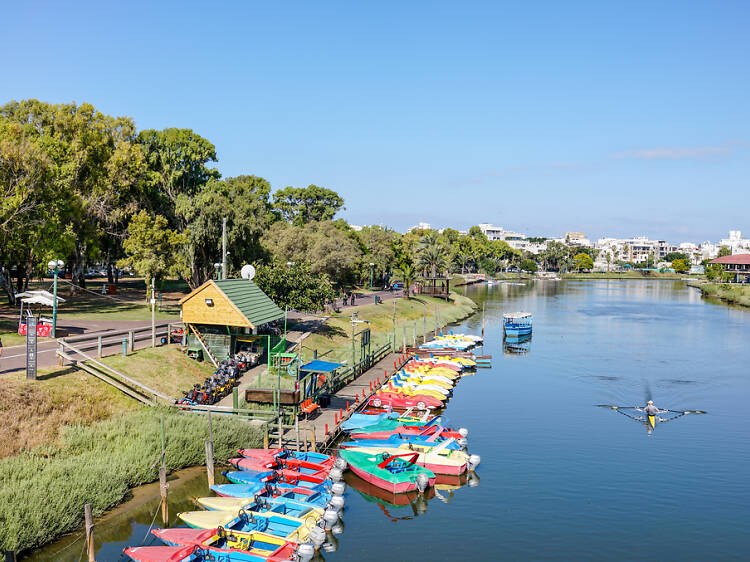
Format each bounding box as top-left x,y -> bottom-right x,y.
0,408 -> 262,553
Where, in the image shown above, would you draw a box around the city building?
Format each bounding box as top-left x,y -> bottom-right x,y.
406,222 -> 432,233
564,232 -> 593,247
477,223 -> 530,251
718,230 -> 750,254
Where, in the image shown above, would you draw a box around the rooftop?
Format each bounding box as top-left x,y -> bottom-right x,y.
710,254 -> 750,265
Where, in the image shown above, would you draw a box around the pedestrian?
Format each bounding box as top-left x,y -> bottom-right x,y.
351,292 -> 356,305
0,334 -> 3,358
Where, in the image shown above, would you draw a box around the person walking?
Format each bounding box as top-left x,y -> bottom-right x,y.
0,334 -> 3,359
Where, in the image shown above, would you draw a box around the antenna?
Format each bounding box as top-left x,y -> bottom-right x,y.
240,264 -> 256,280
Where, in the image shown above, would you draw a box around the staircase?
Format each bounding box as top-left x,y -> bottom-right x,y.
187,324 -> 220,367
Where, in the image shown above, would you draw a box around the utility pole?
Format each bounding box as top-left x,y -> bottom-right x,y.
151,277 -> 156,347
221,217 -> 227,280
392,298 -> 397,350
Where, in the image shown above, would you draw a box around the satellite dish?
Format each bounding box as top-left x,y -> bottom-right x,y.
240,264 -> 256,280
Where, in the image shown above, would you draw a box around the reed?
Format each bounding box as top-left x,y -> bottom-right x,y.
0,408 -> 262,553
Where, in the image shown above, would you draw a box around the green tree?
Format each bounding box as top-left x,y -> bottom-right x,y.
665,252 -> 689,263
672,258 -> 690,273
395,261 -> 417,299
718,246 -> 732,257
520,258 -> 538,273
272,185 -> 344,225
541,241 -> 568,271
574,252 -> 594,271
357,226 -> 397,287
118,210 -> 187,305
254,261 -> 335,311
416,231 -> 448,278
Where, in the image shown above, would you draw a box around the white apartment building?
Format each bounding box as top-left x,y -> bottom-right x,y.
719,230 -> 750,254
564,232 -> 593,247
477,223 -> 530,251
594,237 -> 676,263
406,222 -> 432,233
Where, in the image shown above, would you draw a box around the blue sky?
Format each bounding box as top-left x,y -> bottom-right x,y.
3,1 -> 748,242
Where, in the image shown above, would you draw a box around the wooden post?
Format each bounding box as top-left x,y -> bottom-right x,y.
129,330 -> 134,353
295,416 -> 301,452
277,411 -> 283,448
232,387 -> 239,415
207,410 -> 213,443
84,503 -> 95,562
159,466 -> 168,525
263,423 -> 269,449
309,426 -> 317,452
205,440 -> 215,487
97,336 -> 102,357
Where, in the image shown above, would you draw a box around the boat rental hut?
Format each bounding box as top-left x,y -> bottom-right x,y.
179,279 -> 284,364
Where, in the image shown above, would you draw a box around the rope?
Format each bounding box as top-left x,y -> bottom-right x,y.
43,531 -> 85,559
137,499 -> 163,547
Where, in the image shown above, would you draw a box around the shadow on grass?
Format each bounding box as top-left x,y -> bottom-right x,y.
36,367 -> 79,381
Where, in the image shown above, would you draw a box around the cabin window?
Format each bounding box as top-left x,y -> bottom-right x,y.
205,298 -> 214,307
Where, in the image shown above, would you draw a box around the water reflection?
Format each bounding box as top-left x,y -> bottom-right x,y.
503,334 -> 532,355
344,469 -> 477,521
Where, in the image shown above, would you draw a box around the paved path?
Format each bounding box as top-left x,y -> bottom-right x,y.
0,320 -> 172,375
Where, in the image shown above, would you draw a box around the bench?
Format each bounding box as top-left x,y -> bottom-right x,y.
300,398 -> 319,418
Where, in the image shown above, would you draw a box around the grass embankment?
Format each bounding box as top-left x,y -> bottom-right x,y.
303,293 -> 478,365
0,347 -> 215,460
0,409 -> 262,553
686,281 -> 750,307
101,347 -> 216,398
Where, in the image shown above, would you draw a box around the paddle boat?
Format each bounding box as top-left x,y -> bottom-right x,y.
341,438 -> 479,475
368,391 -> 443,411
210,482 -> 331,508
339,450 -> 436,494
222,467 -> 329,488
228,456 -> 331,475
339,432 -> 463,451
348,423 -> 466,441
144,527 -> 298,560
194,494 -> 324,518
125,535 -> 297,562
341,411 -> 433,432
179,503 -> 320,533
156,510 -> 313,543
342,414 -> 445,435
503,312 -> 532,337
237,448 -> 335,469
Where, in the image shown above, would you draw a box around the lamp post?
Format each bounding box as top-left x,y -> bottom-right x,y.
214,263 -> 222,280
369,263 -> 374,290
47,259 -> 64,338
351,313 -> 369,373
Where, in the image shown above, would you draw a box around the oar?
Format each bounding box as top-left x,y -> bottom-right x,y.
664,409 -> 707,415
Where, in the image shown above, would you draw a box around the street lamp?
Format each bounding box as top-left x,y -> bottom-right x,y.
214,262 -> 222,280
351,313 -> 370,372
47,259 -> 64,338
369,263 -> 374,289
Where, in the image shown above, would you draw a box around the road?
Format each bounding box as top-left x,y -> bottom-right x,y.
0,320 -> 172,375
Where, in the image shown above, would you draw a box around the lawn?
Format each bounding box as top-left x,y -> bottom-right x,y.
300,293 -> 478,365
100,346 -> 216,399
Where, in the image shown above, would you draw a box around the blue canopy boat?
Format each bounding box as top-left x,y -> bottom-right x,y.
503,312 -> 532,337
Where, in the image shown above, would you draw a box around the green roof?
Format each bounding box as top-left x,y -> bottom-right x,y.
214,279 -> 284,327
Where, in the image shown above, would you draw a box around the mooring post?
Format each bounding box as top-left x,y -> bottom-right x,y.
310,426 -> 317,452
84,503 -> 95,562
97,336 -> 102,357
295,416 -> 301,452
205,440 -> 215,487
159,466 -> 168,525
263,423 -> 269,449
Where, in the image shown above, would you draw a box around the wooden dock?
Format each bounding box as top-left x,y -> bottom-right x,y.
277,351 -> 412,451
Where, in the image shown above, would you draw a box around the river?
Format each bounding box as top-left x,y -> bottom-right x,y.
28,280 -> 750,560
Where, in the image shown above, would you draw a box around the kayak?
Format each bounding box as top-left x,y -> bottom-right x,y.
339,449 -> 436,494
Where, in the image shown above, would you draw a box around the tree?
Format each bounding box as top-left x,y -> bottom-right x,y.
254,261 -> 335,312
541,241 -> 568,271
664,252 -> 689,263
357,226 -> 397,287
416,231 -> 448,278
119,211 -> 187,305
395,261 -> 417,299
272,185 -> 344,225
574,252 -> 594,272
672,259 -> 690,274
520,259 -> 538,273
718,246 -> 732,257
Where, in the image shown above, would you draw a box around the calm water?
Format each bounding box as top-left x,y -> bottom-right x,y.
30,280 -> 750,560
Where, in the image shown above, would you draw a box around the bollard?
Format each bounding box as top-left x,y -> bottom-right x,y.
159,466 -> 168,525
205,440 -> 215,487
129,330 -> 134,353
355,395 -> 358,404
325,423 -> 329,435
334,412 -> 338,425
122,338 -> 128,356
339,408 -> 343,420
370,381 -> 373,392
97,336 -> 102,357
346,401 -> 350,411
84,503 -> 95,562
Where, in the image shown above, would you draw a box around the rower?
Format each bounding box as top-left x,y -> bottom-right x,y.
643,400 -> 660,416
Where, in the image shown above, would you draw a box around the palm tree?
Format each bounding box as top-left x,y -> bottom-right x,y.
396,262 -> 416,299
417,233 -> 448,278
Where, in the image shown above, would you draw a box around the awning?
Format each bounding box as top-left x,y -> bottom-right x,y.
300,360 -> 343,373
16,290 -> 65,307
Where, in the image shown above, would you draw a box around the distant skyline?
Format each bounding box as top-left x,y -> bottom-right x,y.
2,1 -> 748,242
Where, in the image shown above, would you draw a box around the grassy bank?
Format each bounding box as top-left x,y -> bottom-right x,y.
561,271 -> 686,280
302,293 -> 478,364
0,408 -> 262,554
686,281 -> 750,307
